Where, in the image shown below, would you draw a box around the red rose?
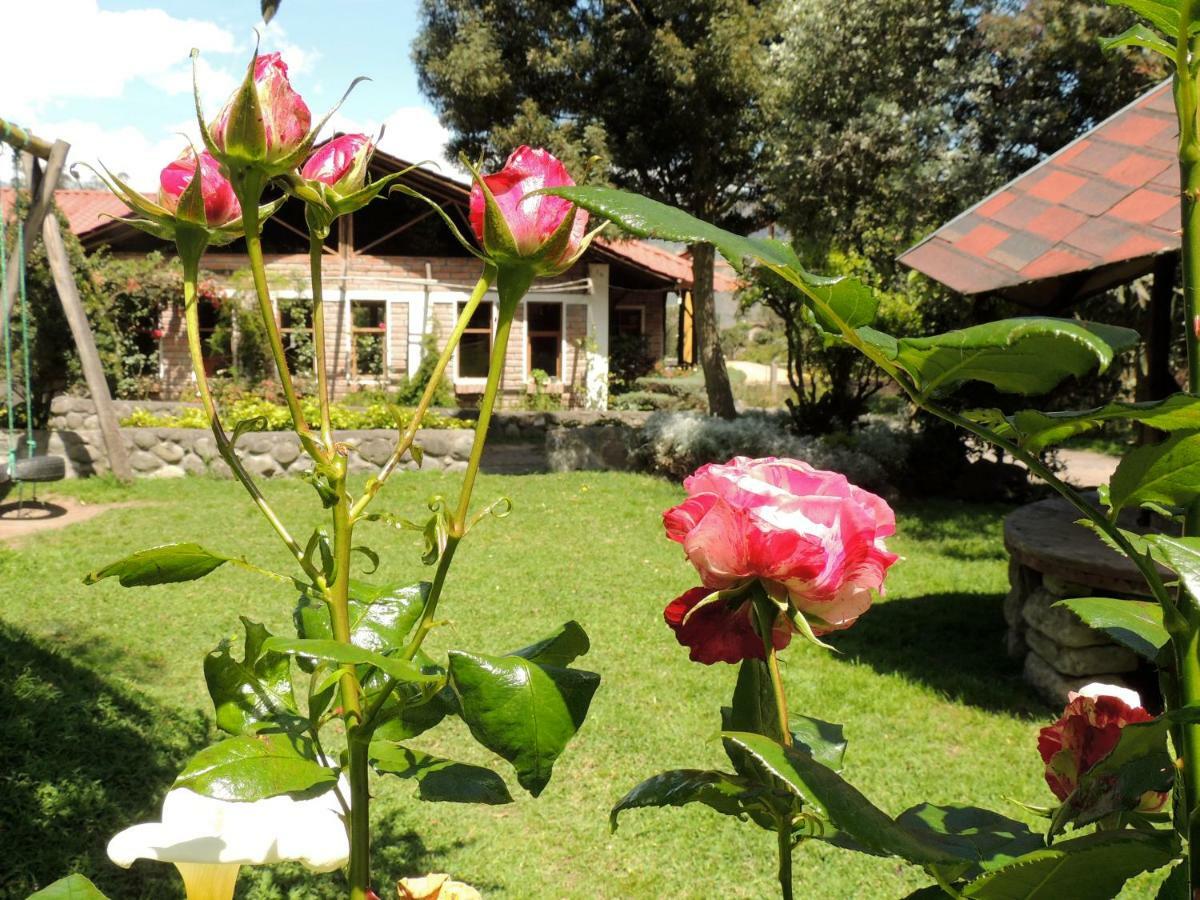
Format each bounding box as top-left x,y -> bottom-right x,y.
158,149 -> 241,227
301,133 -> 373,193
1037,682 -> 1166,812
468,146 -> 587,275
662,457 -> 897,643
664,586 -> 792,665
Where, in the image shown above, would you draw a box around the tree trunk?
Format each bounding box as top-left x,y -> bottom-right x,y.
690,242 -> 737,419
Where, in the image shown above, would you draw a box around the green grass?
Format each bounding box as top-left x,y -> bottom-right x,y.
0,472 -> 1147,899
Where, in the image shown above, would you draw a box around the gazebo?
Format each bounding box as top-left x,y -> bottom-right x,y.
899,80 -> 1180,400
898,80 -> 1183,702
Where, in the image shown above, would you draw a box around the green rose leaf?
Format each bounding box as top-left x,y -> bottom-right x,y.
174,731 -> 337,801
542,185 -> 877,330
1054,597 -> 1168,662
262,637 -> 442,685
1099,23 -> 1175,57
721,731 -> 965,865
83,542 -> 231,587
1142,534 -> 1200,600
369,741 -> 513,805
610,768 -> 759,831
28,875 -> 111,899
294,580 -> 429,653
889,318 -> 1138,398
509,620 -> 591,667
448,650 -> 600,797
1050,715 -> 1173,835
981,393 -> 1200,453
1109,430 -> 1200,515
1105,0 -> 1190,37
959,828 -> 1178,898
896,804 -> 1044,881
204,616 -> 299,735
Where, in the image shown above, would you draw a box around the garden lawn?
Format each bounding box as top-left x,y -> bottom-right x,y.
0,471 -> 1153,899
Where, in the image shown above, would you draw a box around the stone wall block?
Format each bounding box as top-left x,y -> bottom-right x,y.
244,455 -> 281,478
241,434 -> 275,456
132,430 -> 159,451
182,455 -> 207,476
1003,586 -> 1025,630
1021,587 -> 1108,649
546,425 -> 632,472
1042,574 -> 1094,598
271,438 -> 301,467
209,459 -> 233,479
151,464 -> 186,478
152,441 -> 185,464
129,449 -> 163,472
356,438 -> 393,467
194,436 -> 217,461
1025,628 -> 1139,677
1023,652 -> 1132,705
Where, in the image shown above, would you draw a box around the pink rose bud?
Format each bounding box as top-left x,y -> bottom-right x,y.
301,133 -> 373,193
158,149 -> 241,226
1038,683 -> 1168,813
212,52 -> 311,164
661,457 -> 897,663
469,146 -> 587,273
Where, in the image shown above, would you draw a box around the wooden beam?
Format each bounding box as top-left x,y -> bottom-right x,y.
2,143 -> 68,321
353,207 -> 436,256
42,213 -> 133,482
271,214 -> 338,255
0,118 -> 54,160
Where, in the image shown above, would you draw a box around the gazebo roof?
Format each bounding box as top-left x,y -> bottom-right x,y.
898,81 -> 1180,308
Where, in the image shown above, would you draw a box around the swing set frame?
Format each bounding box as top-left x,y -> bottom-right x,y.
0,117 -> 132,485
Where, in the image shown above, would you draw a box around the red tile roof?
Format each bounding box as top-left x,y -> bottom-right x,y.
0,187 -> 134,237
898,81 -> 1180,307
596,236 -> 740,292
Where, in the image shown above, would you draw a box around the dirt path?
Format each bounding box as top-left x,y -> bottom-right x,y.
0,495 -> 137,544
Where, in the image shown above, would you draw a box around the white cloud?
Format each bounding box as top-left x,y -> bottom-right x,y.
0,0 -> 236,120
48,118 -> 197,191
332,106 -> 464,181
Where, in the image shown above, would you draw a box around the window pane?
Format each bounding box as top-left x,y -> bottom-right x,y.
615,307 -> 643,336
462,301 -> 492,330
459,331 -> 491,378
530,335 -> 560,376
352,301 -> 385,329
528,302 -> 561,333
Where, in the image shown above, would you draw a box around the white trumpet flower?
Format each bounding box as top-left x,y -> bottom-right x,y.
107,783 -> 349,899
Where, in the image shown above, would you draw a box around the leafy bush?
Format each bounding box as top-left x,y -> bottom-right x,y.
393,332 -> 456,408
633,411 -> 897,493
122,399 -> 470,432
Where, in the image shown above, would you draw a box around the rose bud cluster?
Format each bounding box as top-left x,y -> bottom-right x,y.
300,133 -> 373,194
158,149 -> 241,227
469,146 -> 588,277
661,457 -> 898,665
1037,682 -> 1169,813
211,52 -> 312,167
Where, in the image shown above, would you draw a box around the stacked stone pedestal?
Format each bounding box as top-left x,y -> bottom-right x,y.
1004,496 -> 1166,705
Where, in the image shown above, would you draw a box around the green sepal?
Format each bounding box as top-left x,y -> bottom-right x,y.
461,153 -> 521,262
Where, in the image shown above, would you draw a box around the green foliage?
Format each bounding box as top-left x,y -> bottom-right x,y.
1055,597 -> 1168,661
173,731 -> 337,802
28,875 -> 111,899
368,743 -> 513,805
392,331 -> 455,408
121,398 -> 470,431
82,542 -> 232,587
204,617 -> 298,736
1110,431 -> 1200,514
979,394 -> 1200,454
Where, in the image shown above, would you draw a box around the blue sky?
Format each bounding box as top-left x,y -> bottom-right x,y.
0,0 -> 451,188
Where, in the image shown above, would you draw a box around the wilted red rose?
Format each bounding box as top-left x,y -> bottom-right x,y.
158,149 -> 241,226
212,52 -> 311,163
664,586 -> 792,665
301,133 -> 372,192
468,146 -> 587,274
1037,682 -> 1167,812
662,457 -> 897,644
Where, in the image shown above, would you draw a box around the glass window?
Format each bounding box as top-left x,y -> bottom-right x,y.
351,300 -> 386,378
615,305 -> 644,338
527,302 -> 562,377
458,301 -> 493,378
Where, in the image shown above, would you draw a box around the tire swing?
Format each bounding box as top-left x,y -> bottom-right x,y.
0,149 -> 65,510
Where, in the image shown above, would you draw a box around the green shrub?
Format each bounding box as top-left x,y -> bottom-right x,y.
393,332 -> 455,407
122,399 -> 470,431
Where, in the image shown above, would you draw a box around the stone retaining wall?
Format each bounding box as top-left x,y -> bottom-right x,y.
38,396 -> 650,478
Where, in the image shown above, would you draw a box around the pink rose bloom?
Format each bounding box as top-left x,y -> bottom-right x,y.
212,52 -> 311,162
301,134 -> 373,193
661,457 -> 897,663
468,146 -> 587,271
158,149 -> 241,226
1038,682 -> 1167,812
